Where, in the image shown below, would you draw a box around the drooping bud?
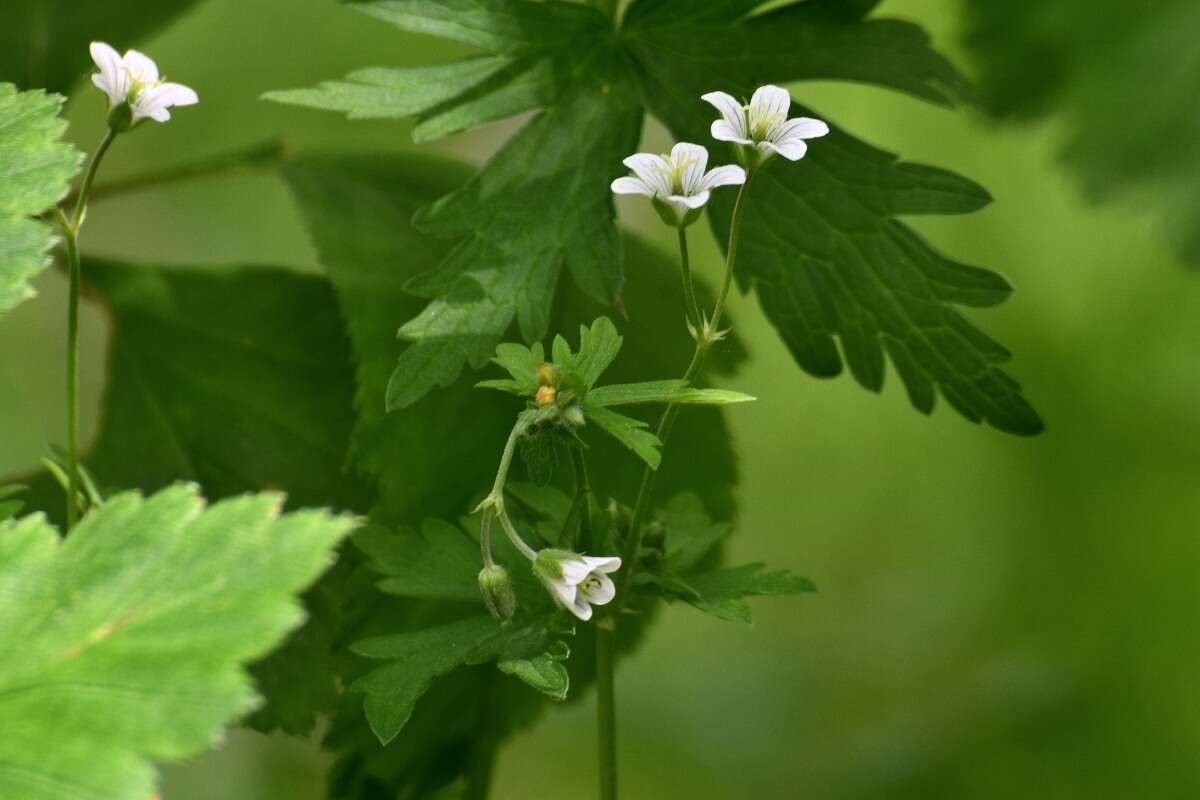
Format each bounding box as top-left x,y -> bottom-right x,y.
478,564 -> 516,622
536,362 -> 557,387
535,385 -> 557,407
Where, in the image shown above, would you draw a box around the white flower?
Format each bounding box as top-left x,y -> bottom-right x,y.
702,85 -> 828,161
533,549 -> 622,622
89,42 -> 198,125
611,142 -> 745,223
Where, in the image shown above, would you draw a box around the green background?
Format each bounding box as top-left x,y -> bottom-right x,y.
2,0 -> 1197,797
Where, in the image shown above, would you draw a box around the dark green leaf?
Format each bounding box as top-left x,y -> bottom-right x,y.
964,0 -> 1200,264
585,405 -> 662,470
355,520 -> 481,602
0,485 -> 355,800
518,428 -> 559,488
675,563 -> 816,624
0,83 -> 80,318
624,3 -> 1042,434
0,1 -> 204,93
497,639 -> 570,700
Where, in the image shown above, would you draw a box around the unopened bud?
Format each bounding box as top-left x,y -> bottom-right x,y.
535,385 -> 557,407
478,565 -> 516,622
562,404 -> 585,427
536,362 -> 557,387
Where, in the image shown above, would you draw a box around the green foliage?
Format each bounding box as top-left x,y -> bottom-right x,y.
266,0 -> 1040,433
964,0 -> 1200,265
0,0 -> 203,92
0,485 -> 354,800
0,484 -> 26,520
585,405 -> 663,470
283,152 -> 744,795
352,612 -> 573,744
640,493 -> 815,625
586,381 -> 755,407
0,83 -> 80,319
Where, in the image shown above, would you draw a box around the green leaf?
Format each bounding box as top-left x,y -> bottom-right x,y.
623,3 -> 1043,435
0,83 -> 80,319
964,0 -> 1200,264
59,261 -> 366,514
585,405 -> 662,470
497,639 -> 570,701
586,380 -> 756,407
351,612 -> 569,744
560,316 -> 622,391
0,485 -> 355,800
0,1 -> 204,93
270,2 -> 643,409
354,519 -> 480,602
673,563 -> 816,624
518,427 -> 560,488
0,483 -> 26,520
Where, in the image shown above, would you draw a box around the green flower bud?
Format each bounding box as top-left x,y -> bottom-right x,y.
478,564 -> 516,622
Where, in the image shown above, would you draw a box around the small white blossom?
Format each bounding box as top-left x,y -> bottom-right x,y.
703,85 -> 828,161
533,549 -> 622,622
89,42 -> 198,126
611,142 -> 745,223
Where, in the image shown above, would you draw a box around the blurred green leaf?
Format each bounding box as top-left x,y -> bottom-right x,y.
0,0 -> 204,92
71,261 -> 368,512
623,2 -> 1042,435
0,485 -> 354,800
0,83 -> 80,319
964,0 -> 1200,264
354,520 -> 480,602
587,381 -> 755,407
0,484 -> 26,520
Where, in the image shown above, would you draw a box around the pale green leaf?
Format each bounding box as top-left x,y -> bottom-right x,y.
0,83 -> 80,318
0,485 -> 355,800
586,381 -> 756,407
497,639 -> 570,701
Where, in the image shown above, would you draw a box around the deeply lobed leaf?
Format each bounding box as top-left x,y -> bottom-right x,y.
0,485 -> 355,800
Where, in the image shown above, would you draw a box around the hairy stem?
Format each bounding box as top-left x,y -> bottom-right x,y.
617,176 -> 754,603
62,128 -> 117,530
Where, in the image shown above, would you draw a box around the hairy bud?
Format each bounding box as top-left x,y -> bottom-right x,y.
478,565 -> 517,623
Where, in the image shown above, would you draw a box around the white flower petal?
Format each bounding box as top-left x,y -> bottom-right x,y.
567,594 -> 593,621
670,142 -> 709,195
547,577 -> 579,608
701,91 -> 747,139
750,84 -> 791,121
611,176 -> 654,197
700,165 -> 746,191
558,558 -> 592,585
89,42 -> 126,104
623,152 -> 671,197
776,117 -> 829,143
152,82 -> 199,108
762,138 -> 808,161
711,120 -> 752,145
670,190 -> 710,210
581,555 -> 622,574
579,574 -> 616,605
121,49 -> 159,83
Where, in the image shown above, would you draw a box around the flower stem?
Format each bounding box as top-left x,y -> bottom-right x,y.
62,128 -> 117,530
676,227 -> 702,332
595,619 -> 618,800
616,176 -> 754,603
478,412 -> 539,561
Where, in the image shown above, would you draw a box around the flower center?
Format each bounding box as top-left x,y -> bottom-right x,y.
582,575 -> 602,593
123,68 -> 161,104
745,105 -> 785,141
656,154 -> 697,195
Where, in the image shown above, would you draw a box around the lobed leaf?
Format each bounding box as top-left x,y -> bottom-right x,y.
585,405 -> 662,470
0,485 -> 355,800
0,83 -> 81,319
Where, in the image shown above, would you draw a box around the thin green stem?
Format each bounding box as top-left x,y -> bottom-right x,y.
478,412 -> 539,561
595,620 -> 618,800
479,508 -> 497,568
616,177 -> 754,603
62,128 -> 117,530
567,445 -> 596,550
676,227 -> 702,331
